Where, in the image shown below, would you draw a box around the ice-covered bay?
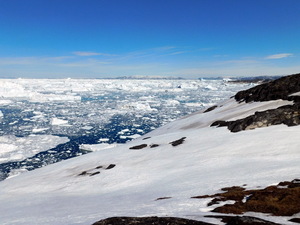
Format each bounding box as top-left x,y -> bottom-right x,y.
0,78 -> 254,179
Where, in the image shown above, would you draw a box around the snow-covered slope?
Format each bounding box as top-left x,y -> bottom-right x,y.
0,75 -> 299,225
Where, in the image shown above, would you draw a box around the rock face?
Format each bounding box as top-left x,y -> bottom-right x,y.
211,73 -> 300,132
211,104 -> 300,132
235,73 -> 300,103
92,216 -> 214,225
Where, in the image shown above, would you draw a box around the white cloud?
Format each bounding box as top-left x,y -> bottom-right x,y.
167,51 -> 187,56
153,46 -> 176,51
265,53 -> 293,59
73,51 -> 103,56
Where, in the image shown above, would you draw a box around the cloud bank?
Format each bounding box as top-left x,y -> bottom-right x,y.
73,51 -> 103,56
265,53 -> 293,59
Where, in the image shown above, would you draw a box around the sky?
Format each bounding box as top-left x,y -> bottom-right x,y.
0,0 -> 300,78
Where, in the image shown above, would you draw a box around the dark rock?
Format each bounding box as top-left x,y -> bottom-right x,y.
203,105 -> 217,113
78,171 -> 88,176
235,73 -> 300,103
105,164 -> 116,170
206,197 -> 226,206
290,218 -> 300,223
142,137 -> 151,140
211,104 -> 300,132
206,215 -> 280,225
155,197 -> 172,201
211,75 -> 300,132
210,120 -> 228,127
224,216 -> 281,225
191,195 -> 211,199
90,171 -> 100,176
169,137 -> 186,146
78,164 -> 116,176
150,144 -> 159,148
129,144 -> 148,150
92,216 -> 214,225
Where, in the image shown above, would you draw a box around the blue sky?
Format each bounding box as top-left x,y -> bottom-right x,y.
0,0 -> 300,78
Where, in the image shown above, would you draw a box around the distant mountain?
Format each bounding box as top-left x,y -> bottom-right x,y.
114,75 -> 185,80
227,75 -> 282,83
0,73 -> 299,225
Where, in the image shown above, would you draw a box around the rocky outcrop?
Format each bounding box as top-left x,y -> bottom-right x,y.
211,104 -> 300,132
235,73 -> 300,103
92,216 -> 214,225
92,216 -> 284,225
211,74 -> 300,132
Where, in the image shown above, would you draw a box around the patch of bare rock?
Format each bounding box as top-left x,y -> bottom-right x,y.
129,144 -> 148,150
129,137 -> 186,150
191,179 -> 300,217
203,105 -> 217,113
169,137 -> 186,146
155,196 -> 172,201
78,164 -> 116,177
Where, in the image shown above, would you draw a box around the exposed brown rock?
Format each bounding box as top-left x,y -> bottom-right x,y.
192,179 -> 300,216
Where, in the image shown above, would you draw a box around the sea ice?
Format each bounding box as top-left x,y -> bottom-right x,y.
0,135 -> 69,163
51,118 -> 69,126
0,78 -> 255,170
